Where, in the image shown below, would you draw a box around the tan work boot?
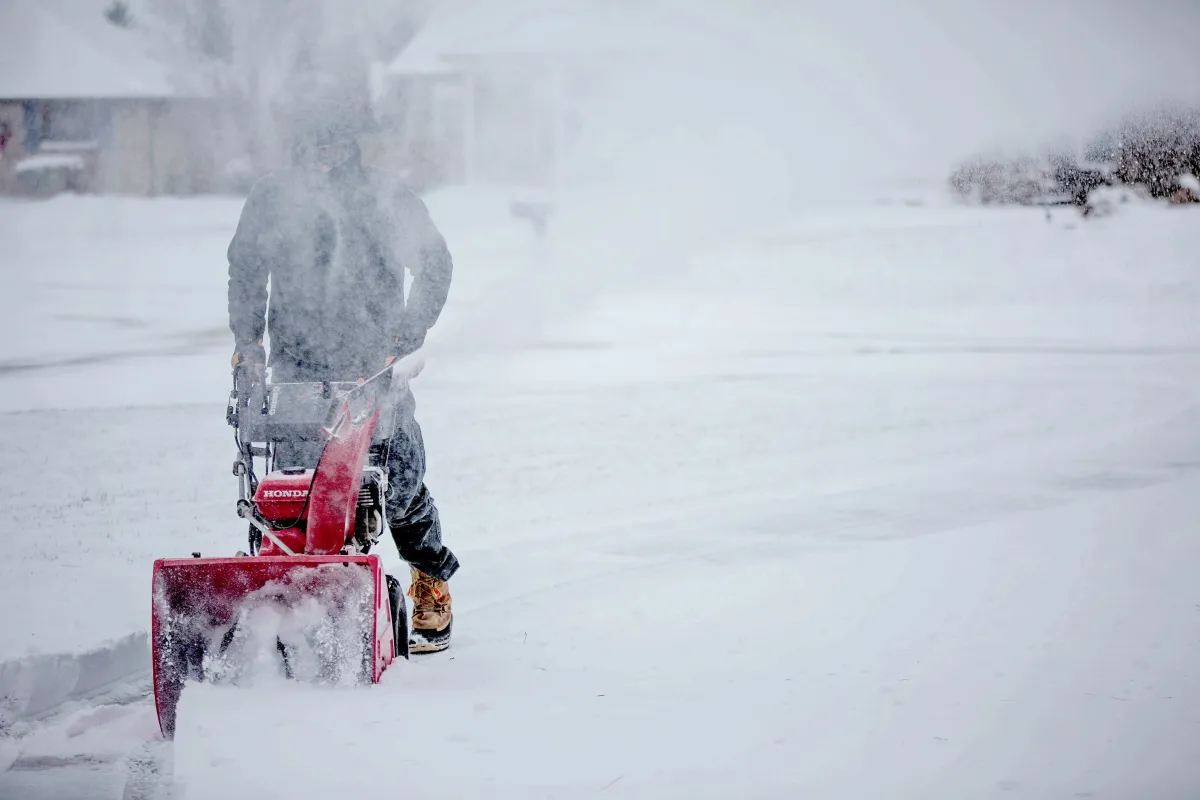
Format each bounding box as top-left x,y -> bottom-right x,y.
407,566 -> 452,653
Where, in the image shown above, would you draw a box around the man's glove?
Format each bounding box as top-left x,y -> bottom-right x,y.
388,324 -> 427,366
231,340 -> 266,377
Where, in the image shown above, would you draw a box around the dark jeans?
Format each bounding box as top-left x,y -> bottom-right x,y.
268,359 -> 459,582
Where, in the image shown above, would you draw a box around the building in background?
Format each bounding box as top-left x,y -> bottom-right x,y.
377,0 -> 779,196
0,0 -> 217,196
379,0 -> 687,192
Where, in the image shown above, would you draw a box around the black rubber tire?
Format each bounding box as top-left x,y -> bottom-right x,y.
386,573 -> 410,661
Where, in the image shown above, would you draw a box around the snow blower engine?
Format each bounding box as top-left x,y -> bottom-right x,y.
150,358 -> 421,739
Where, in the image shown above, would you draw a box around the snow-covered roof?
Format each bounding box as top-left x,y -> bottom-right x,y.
0,0 -> 184,99
387,0 -> 712,75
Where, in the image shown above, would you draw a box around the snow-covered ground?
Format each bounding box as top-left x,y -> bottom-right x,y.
1,189 -> 1199,798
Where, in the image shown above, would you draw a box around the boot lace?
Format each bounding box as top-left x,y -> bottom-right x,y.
408,571 -> 449,614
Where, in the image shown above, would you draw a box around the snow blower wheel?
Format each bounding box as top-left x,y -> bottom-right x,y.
388,573 -> 410,661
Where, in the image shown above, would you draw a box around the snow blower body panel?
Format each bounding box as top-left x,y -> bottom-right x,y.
151,358 -> 422,740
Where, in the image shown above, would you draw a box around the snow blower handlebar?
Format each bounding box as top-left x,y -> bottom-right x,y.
225,351 -> 427,539
226,351 -> 425,441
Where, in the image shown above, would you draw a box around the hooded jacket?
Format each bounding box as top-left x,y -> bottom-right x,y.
227,154 -> 452,377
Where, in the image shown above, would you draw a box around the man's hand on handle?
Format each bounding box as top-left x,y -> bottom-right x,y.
383,348 -> 426,385
231,340 -> 266,381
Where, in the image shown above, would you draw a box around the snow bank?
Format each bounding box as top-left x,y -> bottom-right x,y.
0,633 -> 147,727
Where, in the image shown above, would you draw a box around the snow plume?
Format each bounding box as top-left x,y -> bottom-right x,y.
139,0 -> 434,173
422,0 -> 1200,196
409,0 -> 1200,355
157,563 -> 376,694
217,565 -> 374,688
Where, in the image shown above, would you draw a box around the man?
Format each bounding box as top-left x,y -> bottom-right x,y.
226,110 -> 457,653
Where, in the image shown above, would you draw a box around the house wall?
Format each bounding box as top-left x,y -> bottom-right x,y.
0,97 -> 223,196
96,103 -> 146,193
386,54 -> 617,191
89,100 -> 218,195
384,65 -> 555,189
148,100 -> 219,194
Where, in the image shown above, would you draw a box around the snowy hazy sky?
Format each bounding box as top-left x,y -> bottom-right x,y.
554,0 -> 1200,189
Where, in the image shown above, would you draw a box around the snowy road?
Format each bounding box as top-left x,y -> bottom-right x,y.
1,194 -> 1199,798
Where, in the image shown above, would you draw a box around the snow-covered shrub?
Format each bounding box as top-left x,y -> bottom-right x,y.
1107,105 -> 1200,200
1046,152 -> 1112,207
948,153 -> 1064,206
951,103 -> 1200,208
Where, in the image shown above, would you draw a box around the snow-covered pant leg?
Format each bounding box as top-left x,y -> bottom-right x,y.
385,392 -> 459,582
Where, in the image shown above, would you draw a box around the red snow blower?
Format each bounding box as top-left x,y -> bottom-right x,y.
150,357 -> 422,739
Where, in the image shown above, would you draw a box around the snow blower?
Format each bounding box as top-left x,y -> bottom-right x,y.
150,356 -> 423,739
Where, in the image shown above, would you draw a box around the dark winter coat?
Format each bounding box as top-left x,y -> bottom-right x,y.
227,159 -> 452,377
